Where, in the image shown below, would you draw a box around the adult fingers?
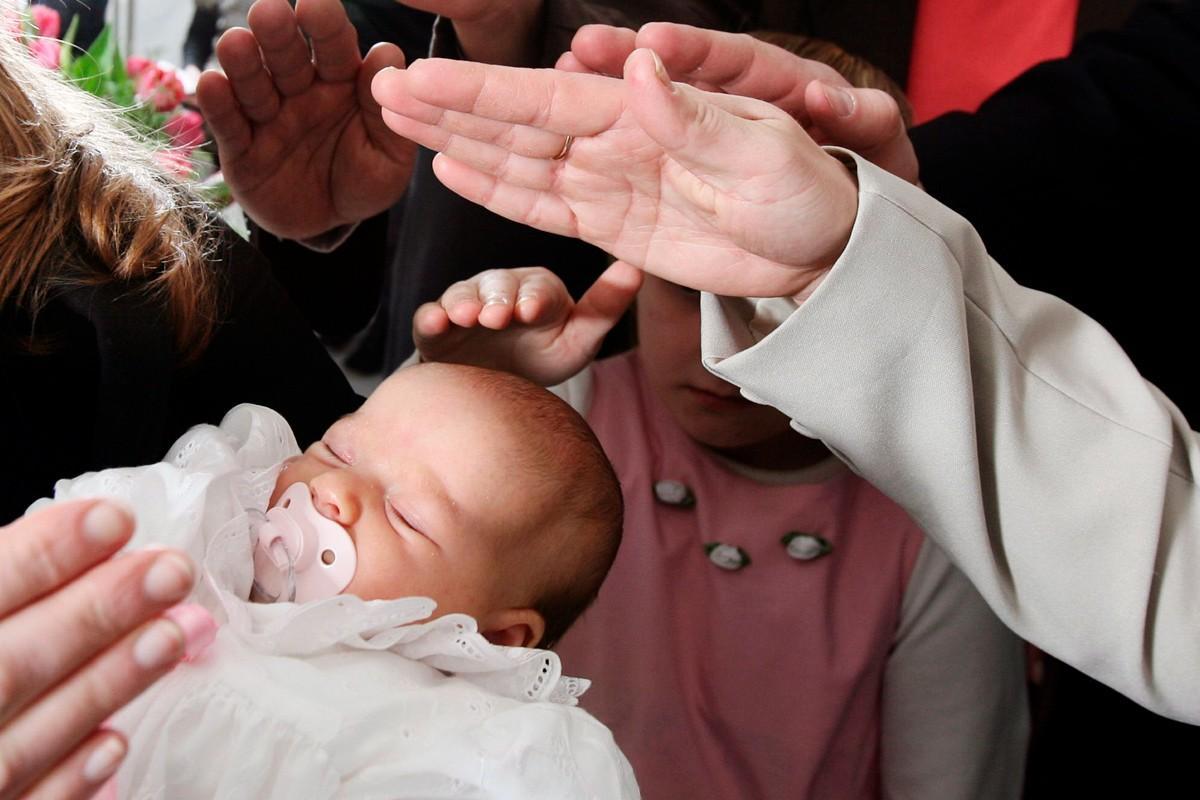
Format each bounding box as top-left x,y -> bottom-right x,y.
805,81 -> 920,184
569,24 -> 637,77
359,44 -> 408,144
245,0 -> 315,97
0,548 -> 194,727
563,260 -> 643,350
374,74 -> 564,157
195,70 -> 252,163
19,730 -> 125,800
0,501 -> 130,618
0,616 -> 185,799
379,110 -> 558,192
296,0 -> 361,83
554,51 -> 593,74
623,48 -> 785,195
215,27 -> 281,124
431,154 -> 577,239
385,58 -> 626,136
636,23 -> 848,118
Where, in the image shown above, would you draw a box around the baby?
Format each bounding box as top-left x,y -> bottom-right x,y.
38,362 -> 637,799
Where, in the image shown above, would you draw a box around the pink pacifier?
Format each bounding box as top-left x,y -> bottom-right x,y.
251,483 -> 358,603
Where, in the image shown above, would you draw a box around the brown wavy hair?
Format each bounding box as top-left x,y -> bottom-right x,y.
0,26 -> 217,357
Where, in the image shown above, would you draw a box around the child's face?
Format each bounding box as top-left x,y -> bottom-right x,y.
271,366 -> 545,625
636,276 -> 795,449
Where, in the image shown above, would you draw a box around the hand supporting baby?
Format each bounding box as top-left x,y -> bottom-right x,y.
0,502 -> 194,800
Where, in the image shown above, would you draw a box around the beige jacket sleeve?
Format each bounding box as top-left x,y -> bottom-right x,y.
699,151 -> 1200,724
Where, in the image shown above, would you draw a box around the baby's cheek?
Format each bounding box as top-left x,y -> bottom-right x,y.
270,456 -> 314,505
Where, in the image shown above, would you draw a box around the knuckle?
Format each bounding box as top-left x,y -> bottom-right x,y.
76,671 -> 121,724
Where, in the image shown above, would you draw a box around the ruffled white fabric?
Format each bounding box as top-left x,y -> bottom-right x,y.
39,405 -> 638,799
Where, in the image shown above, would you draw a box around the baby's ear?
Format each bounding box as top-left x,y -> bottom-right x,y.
481,608 -> 546,649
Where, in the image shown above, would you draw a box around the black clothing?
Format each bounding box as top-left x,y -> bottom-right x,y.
0,230 -> 361,524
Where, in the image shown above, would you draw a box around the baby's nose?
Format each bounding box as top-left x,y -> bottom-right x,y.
308,473 -> 362,525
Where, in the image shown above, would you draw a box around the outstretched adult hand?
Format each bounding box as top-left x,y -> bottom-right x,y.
562,23 -> 919,184
0,502 -> 194,800
372,49 -> 859,300
196,0 -> 414,240
414,262 -> 643,386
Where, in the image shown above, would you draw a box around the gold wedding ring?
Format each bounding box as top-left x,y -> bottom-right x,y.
552,134 -> 574,161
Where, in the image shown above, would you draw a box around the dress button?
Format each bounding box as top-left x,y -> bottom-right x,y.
653,479 -> 695,508
782,532 -> 832,561
705,542 -> 750,571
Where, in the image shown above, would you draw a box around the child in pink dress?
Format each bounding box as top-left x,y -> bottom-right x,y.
413,265 -> 1029,798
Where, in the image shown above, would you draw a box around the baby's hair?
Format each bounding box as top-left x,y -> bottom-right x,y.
748,31 -> 914,126
459,366 -> 623,649
0,22 -> 218,359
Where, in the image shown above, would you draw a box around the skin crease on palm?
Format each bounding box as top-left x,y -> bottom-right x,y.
269,364 -> 551,648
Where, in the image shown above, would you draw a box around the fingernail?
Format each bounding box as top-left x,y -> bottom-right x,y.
82,734 -> 126,783
164,604 -> 218,661
132,619 -> 185,670
648,50 -> 673,91
822,84 -> 855,117
142,553 -> 194,603
82,502 -> 132,546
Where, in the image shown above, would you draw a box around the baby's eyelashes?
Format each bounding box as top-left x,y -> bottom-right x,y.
313,440 -> 352,465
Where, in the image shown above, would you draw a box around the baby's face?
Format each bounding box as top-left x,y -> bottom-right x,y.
270,365 -> 545,624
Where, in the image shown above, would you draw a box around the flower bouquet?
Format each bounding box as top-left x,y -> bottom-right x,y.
14,4 -> 230,208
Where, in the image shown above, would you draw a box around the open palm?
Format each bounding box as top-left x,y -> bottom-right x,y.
372,49 -> 858,299
197,0 -> 415,240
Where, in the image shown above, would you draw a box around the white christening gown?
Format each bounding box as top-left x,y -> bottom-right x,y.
35,405 -> 639,800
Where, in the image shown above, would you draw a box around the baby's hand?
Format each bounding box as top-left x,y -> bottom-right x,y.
413,262 -> 643,386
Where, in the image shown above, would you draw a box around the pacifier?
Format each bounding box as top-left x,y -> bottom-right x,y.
251,483 -> 358,603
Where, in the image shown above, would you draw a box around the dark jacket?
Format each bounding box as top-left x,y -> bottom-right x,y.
0,229 -> 361,524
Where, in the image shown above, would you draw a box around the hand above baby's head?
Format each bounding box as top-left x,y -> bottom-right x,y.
260,362 -> 622,649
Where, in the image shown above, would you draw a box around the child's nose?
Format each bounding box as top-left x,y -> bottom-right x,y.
308,472 -> 362,525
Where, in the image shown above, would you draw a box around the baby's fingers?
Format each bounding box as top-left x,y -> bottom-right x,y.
513,268 -> 571,327
438,280 -> 486,328
475,270 -> 521,330
413,302 -> 452,343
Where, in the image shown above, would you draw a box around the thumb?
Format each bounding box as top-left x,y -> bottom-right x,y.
623,48 -> 793,197
805,81 -> 919,184
563,260 -> 644,353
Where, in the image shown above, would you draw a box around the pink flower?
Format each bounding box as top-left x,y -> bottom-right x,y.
163,109 -> 206,150
29,37 -> 61,70
30,5 -> 61,39
126,55 -> 152,78
135,64 -> 185,112
154,149 -> 195,178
